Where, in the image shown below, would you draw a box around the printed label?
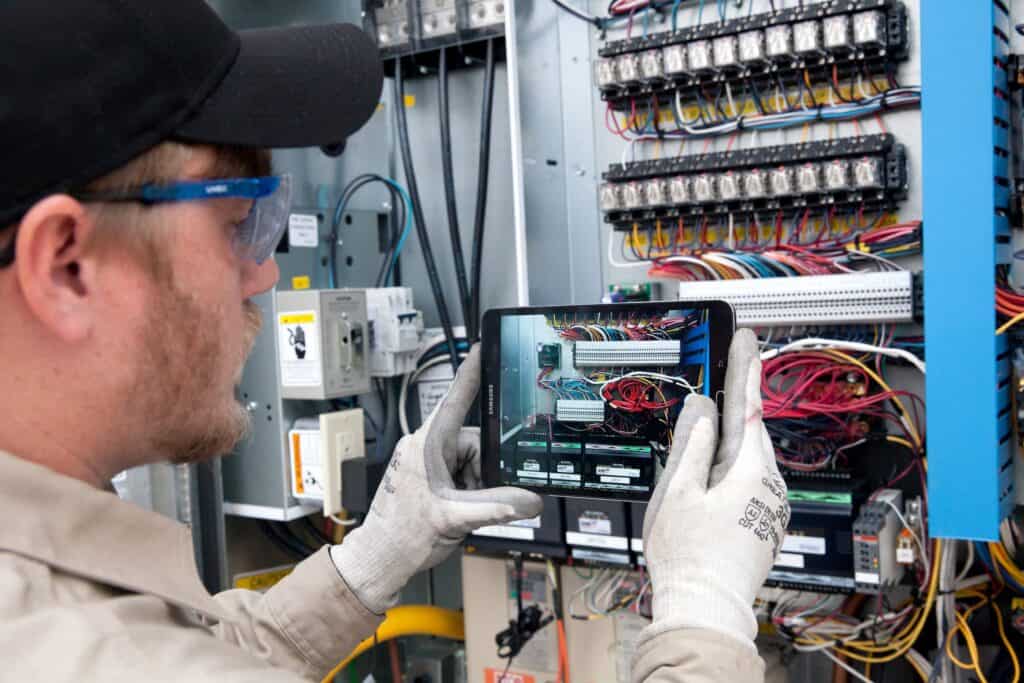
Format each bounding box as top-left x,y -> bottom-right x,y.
896,546 -> 915,564
516,470 -> 548,480
579,516 -> 612,535
775,552 -> 805,569
782,535 -> 827,556
278,311 -> 321,387
233,565 -> 295,592
571,548 -> 631,565
630,538 -> 644,553
566,531 -> 629,550
485,670 -> 535,683
596,465 -> 640,478
287,214 -> 319,248
523,461 -> 541,471
415,364 -> 454,425
556,463 -> 576,473
601,476 -> 631,484
855,571 -> 881,585
289,429 -> 323,499
509,515 -> 542,529
474,525 -> 535,541
550,473 -> 581,482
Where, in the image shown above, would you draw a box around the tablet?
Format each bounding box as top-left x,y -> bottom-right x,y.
480,301 -> 734,501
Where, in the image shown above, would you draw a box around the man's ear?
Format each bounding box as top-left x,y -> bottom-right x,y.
14,195 -> 100,342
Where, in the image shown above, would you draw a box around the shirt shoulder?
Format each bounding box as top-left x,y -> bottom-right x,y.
0,552 -> 305,683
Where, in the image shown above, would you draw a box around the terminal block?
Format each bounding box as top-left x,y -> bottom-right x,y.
573,340 -> 682,367
555,399 -> 607,424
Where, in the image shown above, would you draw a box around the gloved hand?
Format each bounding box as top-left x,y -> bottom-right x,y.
642,328 -> 789,649
331,345 -> 543,614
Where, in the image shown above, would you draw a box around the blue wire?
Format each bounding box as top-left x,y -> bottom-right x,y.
697,0 -> 705,24
380,179 -> 414,286
671,0 -> 682,29
642,6 -> 650,37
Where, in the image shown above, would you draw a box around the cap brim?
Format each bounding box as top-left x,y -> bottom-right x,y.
174,23 -> 383,149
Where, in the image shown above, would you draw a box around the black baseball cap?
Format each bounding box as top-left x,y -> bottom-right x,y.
0,1 -> 385,227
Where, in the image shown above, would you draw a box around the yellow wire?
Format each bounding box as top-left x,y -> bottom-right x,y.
997,311 -> 1024,335
947,610 -> 989,682
995,597 -> 1022,683
904,653 -> 928,682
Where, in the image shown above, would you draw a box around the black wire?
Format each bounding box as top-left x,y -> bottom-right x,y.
550,0 -> 605,27
393,61 -> 461,373
469,38 -> 497,342
260,521 -> 313,559
438,48 -> 473,332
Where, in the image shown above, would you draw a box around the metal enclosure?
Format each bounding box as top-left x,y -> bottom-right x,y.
922,2 -> 1015,539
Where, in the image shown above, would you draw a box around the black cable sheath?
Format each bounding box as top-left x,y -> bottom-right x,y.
469,38 -> 497,341
393,62 -> 461,372
439,49 -> 473,330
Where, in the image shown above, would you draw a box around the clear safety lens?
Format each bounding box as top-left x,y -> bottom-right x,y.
233,174 -> 293,264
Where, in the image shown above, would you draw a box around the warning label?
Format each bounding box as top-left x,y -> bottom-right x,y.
278,311 -> 321,387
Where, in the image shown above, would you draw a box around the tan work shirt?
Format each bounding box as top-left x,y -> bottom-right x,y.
0,451 -> 381,682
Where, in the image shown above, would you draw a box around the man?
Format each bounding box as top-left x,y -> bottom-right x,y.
0,2 -> 788,682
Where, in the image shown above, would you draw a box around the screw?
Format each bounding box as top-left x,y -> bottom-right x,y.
574,166 -> 587,177
245,401 -> 260,413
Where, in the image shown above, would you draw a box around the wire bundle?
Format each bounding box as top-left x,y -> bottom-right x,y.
548,313 -> 700,340
762,349 -> 923,471
606,67 -> 919,142
612,218 -> 921,280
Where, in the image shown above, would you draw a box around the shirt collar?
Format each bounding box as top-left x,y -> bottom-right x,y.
0,450 -> 231,623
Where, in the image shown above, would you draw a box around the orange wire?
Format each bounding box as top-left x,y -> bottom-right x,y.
557,619 -> 570,683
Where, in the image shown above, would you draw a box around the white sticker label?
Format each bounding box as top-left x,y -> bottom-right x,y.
596,465 -> 640,478
288,429 -> 323,499
556,463 -> 577,473
566,531 -> 629,550
630,538 -> 644,553
571,548 -> 631,565
474,525 -> 536,541
601,476 -> 630,484
550,473 -> 581,482
855,571 -> 881,585
897,546 -> 915,564
774,552 -> 805,569
579,516 -> 612,535
523,461 -> 541,471
782,535 -> 827,556
509,515 -> 542,529
415,364 -> 455,425
278,311 -> 321,387
288,214 -> 319,248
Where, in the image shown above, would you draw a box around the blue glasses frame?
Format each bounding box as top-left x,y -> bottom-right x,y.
0,175 -> 292,268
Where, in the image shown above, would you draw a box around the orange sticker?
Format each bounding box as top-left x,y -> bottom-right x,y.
485,669 -> 536,683
291,432 -> 304,495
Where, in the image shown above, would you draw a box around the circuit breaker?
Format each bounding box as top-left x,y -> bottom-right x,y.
357,287 -> 424,377
275,289 -> 370,400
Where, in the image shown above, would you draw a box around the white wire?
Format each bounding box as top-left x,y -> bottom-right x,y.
819,648 -> 875,683
760,338 -> 926,375
607,231 -> 653,268
329,513 -> 358,527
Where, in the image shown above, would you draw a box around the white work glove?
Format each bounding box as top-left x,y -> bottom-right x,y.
331,345 -> 543,614
642,328 -> 789,649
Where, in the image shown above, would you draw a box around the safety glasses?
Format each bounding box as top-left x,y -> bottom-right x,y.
0,174 -> 292,268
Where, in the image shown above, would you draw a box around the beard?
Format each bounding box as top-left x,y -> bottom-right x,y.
138,287 -> 263,465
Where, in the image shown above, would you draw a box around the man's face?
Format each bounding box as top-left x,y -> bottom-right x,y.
120,149 -> 279,463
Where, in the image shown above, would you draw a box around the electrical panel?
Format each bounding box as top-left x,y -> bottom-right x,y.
275,289 -> 370,400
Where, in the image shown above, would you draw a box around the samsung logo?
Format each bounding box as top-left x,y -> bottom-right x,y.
487,384 -> 495,416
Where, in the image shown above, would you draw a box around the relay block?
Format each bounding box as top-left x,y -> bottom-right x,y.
852,488 -> 905,593
359,287 -> 424,378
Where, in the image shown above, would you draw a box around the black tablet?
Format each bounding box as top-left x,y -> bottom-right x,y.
481,301 -> 735,502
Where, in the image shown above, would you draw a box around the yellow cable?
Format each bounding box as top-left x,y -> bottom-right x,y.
904,652 -> 928,681
320,605 -> 465,683
997,311 -> 1024,335
948,611 -> 989,682
995,597 -> 1022,683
